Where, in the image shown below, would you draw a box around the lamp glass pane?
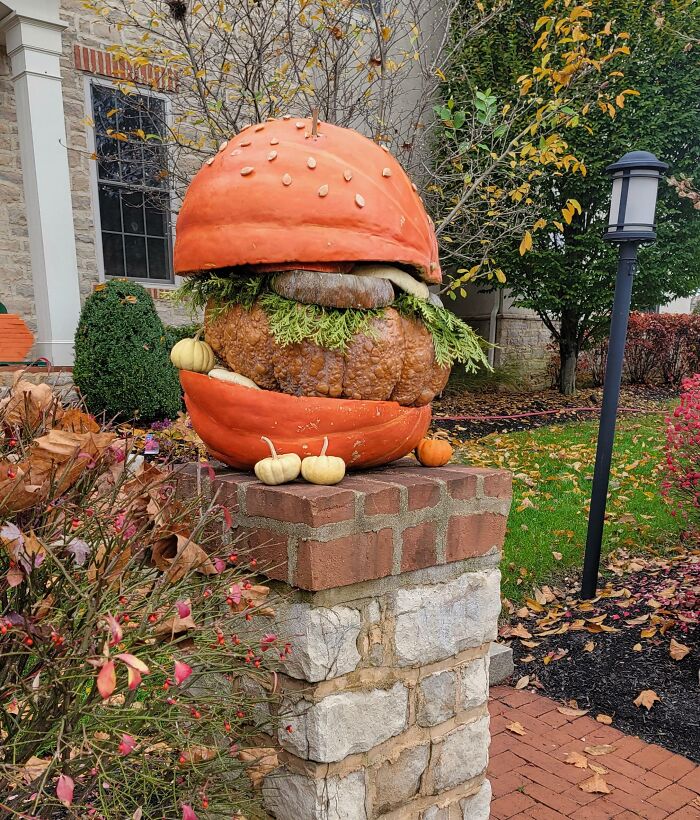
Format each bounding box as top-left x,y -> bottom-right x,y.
620,169 -> 659,231
608,175 -> 623,231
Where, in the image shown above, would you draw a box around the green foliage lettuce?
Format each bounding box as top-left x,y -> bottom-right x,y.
176,273 -> 489,370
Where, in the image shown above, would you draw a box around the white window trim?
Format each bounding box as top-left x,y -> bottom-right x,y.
83,74 -> 180,288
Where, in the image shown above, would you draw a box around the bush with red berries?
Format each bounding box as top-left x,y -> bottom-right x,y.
0,375 -> 283,818
662,373 -> 700,535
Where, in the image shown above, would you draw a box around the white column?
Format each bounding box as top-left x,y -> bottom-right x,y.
0,6 -> 81,365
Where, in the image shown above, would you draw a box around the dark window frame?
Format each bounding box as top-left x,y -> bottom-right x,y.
89,80 -> 174,284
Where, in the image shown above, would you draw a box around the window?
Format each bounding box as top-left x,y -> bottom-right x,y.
90,83 -> 172,282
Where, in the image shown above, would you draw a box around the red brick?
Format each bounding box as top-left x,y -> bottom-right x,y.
611,735 -> 648,759
499,689 -> 538,708
483,469 -> 513,498
666,808 -> 700,820
244,529 -> 289,582
519,697 -> 557,718
654,756 -> 698,783
489,750 -> 528,777
571,798 -> 625,819
525,807 -> 569,820
244,482 -> 356,526
430,466 -> 478,500
377,471 -> 441,510
679,769 -> 700,795
604,770 -> 654,799
294,529 -> 393,590
522,782 -> 582,815
491,792 -> 537,819
331,476 -> 399,516
649,784 -> 698,813
515,764 -> 569,793
489,769 -> 530,798
607,789 -> 670,819
629,744 -> 675,770
540,709 -> 575,728
400,521 -> 437,572
446,512 -> 506,562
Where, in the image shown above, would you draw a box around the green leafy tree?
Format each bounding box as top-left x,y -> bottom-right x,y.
452,0 -> 700,393
74,279 -> 182,421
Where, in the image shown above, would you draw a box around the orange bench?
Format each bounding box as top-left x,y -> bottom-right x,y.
0,311 -> 36,365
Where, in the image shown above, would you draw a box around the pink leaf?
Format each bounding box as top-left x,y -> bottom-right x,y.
229,584 -> 242,605
125,665 -> 142,690
214,557 -> 226,573
56,773 -> 74,806
182,805 -> 197,820
118,733 -> 136,755
174,660 -> 193,685
115,653 -> 150,675
104,613 -> 123,647
97,660 -> 117,699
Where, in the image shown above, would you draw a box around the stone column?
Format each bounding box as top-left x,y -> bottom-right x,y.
0,2 -> 81,365
192,460 -> 511,819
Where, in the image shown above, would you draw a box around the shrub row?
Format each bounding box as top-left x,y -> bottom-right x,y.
578,313 -> 700,388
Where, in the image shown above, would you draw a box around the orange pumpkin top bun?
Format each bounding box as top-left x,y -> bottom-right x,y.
173,118 -> 441,284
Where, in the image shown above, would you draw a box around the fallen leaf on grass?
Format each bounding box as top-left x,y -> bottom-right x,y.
564,751 -> 589,768
506,721 -> 527,736
557,706 -> 589,717
552,551 -> 563,561
633,690 -> 661,710
596,714 -> 613,725
669,638 -> 690,661
580,773 -> 612,794
515,675 -> 530,690
584,744 -> 616,756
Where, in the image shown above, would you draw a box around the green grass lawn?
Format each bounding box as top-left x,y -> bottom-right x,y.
454,409 -> 681,604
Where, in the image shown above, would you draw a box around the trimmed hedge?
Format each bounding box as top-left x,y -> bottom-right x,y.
73,280 -> 182,422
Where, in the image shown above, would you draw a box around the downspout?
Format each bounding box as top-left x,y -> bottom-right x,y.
487,290 -> 502,367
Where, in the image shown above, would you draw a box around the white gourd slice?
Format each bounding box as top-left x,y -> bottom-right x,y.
208,368 -> 261,389
352,264 -> 430,300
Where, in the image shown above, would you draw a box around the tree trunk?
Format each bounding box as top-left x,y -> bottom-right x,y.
558,310 -> 580,395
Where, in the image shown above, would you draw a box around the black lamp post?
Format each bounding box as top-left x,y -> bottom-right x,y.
580,151 -> 668,600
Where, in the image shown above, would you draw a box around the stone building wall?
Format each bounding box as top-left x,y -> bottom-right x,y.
0,0 -> 193,332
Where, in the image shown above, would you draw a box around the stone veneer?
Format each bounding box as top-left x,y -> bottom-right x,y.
182,460 -> 511,819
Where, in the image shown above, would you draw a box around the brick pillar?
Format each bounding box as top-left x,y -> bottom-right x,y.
187,460 -> 511,819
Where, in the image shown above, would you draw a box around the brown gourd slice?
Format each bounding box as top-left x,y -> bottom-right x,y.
390,316 -> 443,406
271,269 -> 394,309
272,339 -> 345,398
205,302 -> 279,390
342,310 -> 404,401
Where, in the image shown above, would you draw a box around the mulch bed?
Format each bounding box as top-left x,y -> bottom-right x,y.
501,549 -> 700,762
431,385 -> 674,438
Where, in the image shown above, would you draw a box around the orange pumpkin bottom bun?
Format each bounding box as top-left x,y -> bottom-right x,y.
181,371 -> 431,470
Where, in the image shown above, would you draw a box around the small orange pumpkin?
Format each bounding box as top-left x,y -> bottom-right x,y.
415,438 -> 453,467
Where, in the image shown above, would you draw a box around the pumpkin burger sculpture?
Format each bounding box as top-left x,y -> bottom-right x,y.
173,116 -> 486,472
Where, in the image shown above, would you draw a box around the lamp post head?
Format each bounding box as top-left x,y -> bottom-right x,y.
604,150 -> 669,243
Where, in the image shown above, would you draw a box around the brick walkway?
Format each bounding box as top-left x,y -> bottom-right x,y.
488,686 -> 700,819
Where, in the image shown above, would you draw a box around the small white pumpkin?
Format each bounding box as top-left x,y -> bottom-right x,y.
208,368 -> 261,389
254,436 -> 302,485
301,436 -> 346,485
170,332 -> 215,373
